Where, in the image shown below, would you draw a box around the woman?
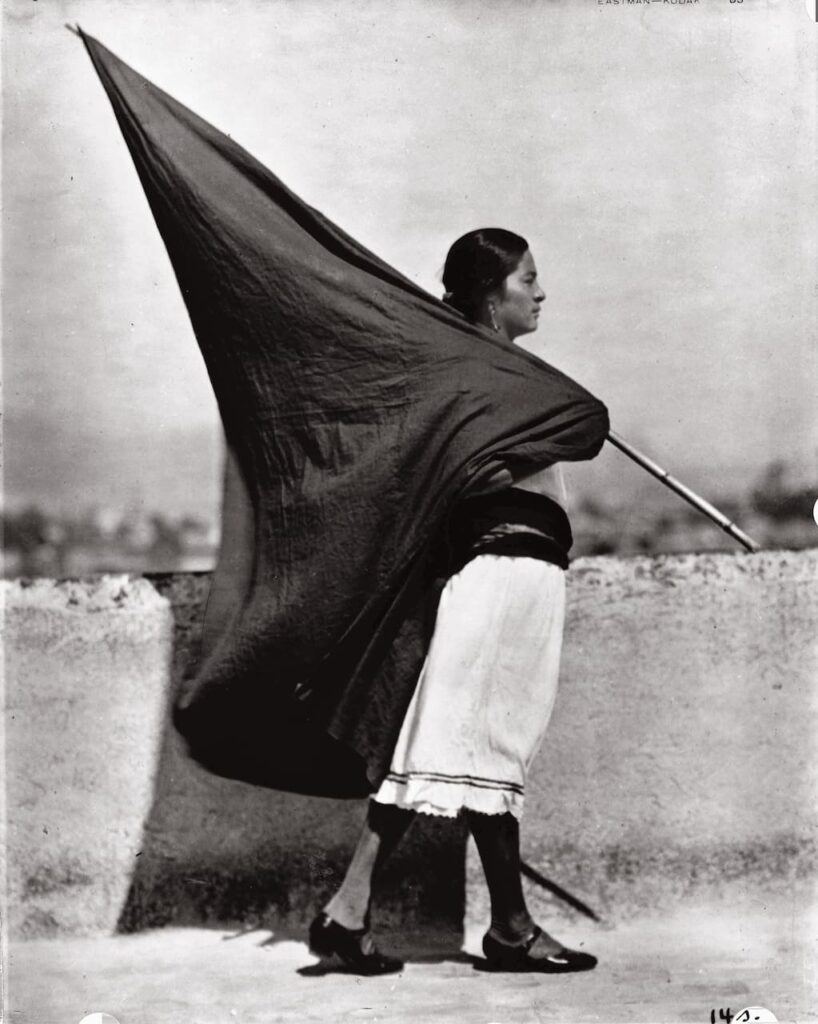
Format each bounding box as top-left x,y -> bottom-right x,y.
79,36 -> 608,981
309,229 -> 599,976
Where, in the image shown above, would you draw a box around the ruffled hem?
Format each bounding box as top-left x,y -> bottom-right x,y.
372,775 -> 525,820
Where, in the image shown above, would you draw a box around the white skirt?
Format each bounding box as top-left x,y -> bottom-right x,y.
372,554 -> 566,820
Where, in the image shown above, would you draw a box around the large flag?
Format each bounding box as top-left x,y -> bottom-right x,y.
78,30 -> 609,797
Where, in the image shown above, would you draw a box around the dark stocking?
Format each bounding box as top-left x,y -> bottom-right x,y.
465,810 -> 534,943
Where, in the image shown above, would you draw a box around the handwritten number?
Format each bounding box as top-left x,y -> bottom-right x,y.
711,1007 -> 766,1023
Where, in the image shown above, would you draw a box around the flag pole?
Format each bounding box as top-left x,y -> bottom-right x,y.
606,431 -> 761,553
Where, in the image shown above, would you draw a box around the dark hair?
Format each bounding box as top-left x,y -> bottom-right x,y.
442,228 -> 529,321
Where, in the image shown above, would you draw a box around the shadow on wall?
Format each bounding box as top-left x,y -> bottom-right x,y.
9,557 -> 814,937
9,549 -> 815,939
116,573 -> 469,936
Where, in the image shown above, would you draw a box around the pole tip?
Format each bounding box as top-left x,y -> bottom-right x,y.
65,22 -> 82,37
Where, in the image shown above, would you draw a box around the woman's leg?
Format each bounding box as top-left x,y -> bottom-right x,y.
465,809 -> 537,942
467,809 -> 568,954
324,801 -> 416,930
466,809 -> 596,970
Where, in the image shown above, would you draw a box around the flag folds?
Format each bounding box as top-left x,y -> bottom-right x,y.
79,30 -> 609,797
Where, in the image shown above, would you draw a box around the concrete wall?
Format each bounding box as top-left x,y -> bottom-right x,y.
4,576 -> 174,937
3,550 -> 817,938
466,550 -> 818,937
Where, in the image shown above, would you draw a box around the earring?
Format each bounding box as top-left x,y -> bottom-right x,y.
488,303 -> 500,332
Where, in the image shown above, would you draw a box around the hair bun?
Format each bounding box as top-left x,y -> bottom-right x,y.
442,290 -> 468,316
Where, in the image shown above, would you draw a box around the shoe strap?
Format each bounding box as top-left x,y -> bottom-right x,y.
322,912 -> 369,939
523,925 -> 543,952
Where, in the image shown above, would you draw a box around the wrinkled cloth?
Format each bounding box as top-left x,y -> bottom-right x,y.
79,30 -> 609,798
373,554 -> 566,820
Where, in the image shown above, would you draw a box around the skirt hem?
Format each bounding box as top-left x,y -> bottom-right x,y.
372,776 -> 525,820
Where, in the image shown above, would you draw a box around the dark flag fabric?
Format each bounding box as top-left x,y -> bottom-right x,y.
79,30 -> 609,797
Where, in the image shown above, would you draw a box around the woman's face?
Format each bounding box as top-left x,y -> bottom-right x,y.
491,249 -> 546,341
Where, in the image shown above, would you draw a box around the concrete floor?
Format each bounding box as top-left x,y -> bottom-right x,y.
8,898 -> 817,1024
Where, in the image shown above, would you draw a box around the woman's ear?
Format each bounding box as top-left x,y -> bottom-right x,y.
477,289 -> 502,332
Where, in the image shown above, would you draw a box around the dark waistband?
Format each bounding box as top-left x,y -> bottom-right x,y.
440,487 -> 573,574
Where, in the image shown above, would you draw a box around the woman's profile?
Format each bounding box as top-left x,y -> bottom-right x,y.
310,229 -> 601,975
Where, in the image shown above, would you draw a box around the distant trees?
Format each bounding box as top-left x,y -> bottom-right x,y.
570,459 -> 815,558
3,506 -> 49,554
750,461 -> 814,520
2,458 -> 814,577
2,505 -> 70,576
2,504 -> 215,578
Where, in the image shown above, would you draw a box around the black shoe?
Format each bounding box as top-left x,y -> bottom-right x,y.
482,925 -> 597,973
308,912 -> 404,976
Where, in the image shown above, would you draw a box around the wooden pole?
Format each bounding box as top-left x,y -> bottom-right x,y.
606,431 -> 761,553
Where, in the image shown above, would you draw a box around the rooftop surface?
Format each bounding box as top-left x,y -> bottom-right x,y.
8,895 -> 816,1024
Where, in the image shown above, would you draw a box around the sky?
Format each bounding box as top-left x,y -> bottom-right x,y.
3,0 -> 816,523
